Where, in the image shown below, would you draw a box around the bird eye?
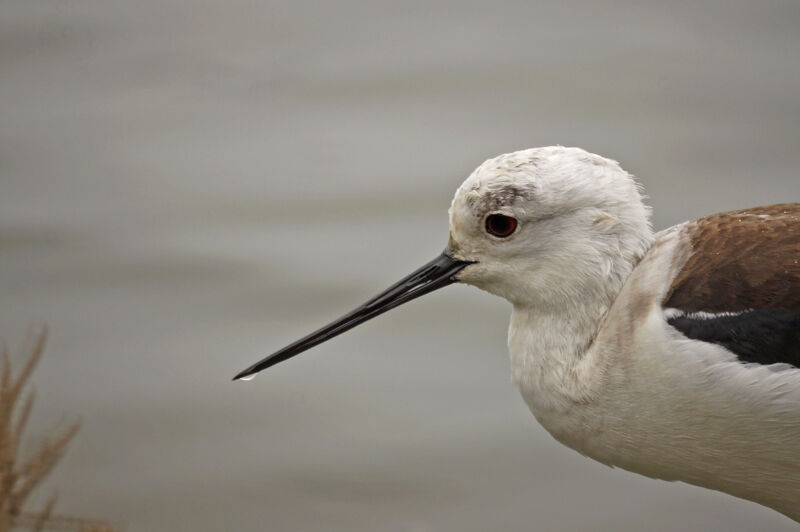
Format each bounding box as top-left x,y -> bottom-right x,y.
485,214 -> 518,238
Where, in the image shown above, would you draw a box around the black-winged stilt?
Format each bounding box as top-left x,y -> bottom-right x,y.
236,146 -> 800,521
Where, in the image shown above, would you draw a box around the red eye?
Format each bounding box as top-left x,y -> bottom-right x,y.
485,214 -> 518,237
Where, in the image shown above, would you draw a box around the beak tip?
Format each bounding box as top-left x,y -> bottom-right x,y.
233,369 -> 254,381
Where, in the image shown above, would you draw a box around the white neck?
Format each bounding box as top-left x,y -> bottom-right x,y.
507,241 -> 646,415
509,294 -> 609,409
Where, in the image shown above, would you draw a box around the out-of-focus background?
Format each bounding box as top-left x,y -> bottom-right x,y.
2,1 -> 799,530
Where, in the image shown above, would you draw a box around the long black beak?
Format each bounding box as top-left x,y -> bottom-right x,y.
233,252 -> 473,381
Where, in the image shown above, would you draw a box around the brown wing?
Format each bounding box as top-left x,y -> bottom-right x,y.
664,203 -> 800,314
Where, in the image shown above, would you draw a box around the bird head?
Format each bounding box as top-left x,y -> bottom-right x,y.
234,146 -> 652,380
447,146 -> 653,308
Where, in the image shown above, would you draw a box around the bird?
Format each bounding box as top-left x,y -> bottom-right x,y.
235,146 -> 800,521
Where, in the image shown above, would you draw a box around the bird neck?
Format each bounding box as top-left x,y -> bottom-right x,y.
506,210 -> 655,410
509,301 -> 608,406
507,250 -> 642,410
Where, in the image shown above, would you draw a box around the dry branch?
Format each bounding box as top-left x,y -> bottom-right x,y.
0,327 -> 115,531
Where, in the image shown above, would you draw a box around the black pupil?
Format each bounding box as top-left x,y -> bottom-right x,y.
486,214 -> 517,237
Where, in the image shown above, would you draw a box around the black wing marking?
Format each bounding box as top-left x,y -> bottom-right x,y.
668,309 -> 800,368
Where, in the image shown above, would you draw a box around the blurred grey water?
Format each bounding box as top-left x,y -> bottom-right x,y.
2,1 -> 799,530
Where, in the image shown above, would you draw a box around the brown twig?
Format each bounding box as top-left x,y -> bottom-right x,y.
0,326 -> 115,531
